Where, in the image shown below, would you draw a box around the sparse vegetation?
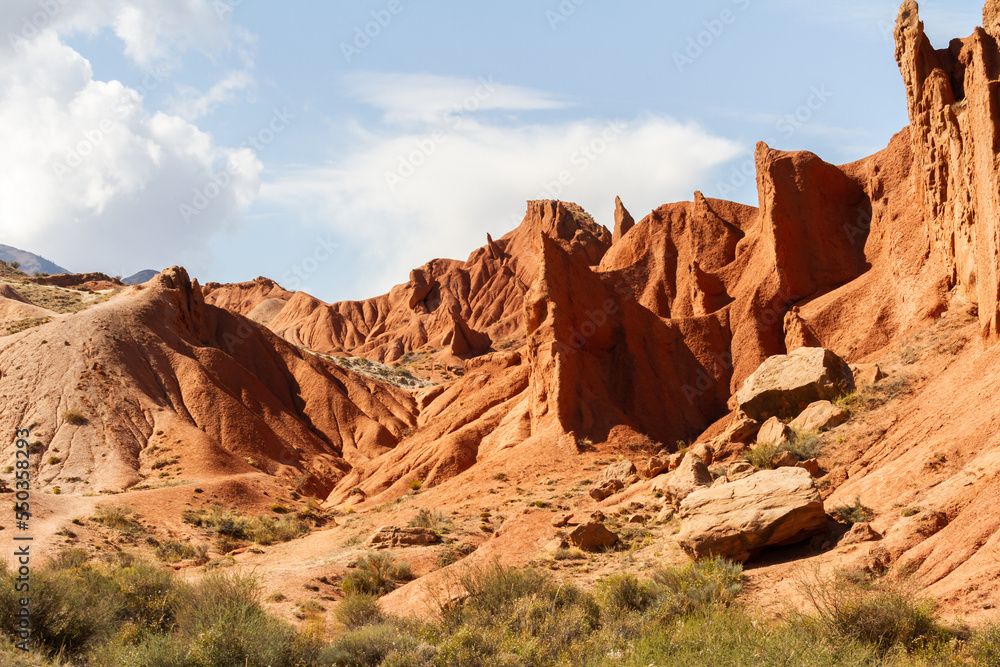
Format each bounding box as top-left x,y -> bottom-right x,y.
408,507 -> 452,534
831,496 -> 876,525
745,440 -> 780,469
155,540 -> 208,563
4,316 -> 52,336
0,548 -> 992,665
90,504 -> 142,534
341,552 -> 413,596
801,571 -> 949,656
336,593 -> 384,629
747,428 -> 823,469
62,409 -> 88,426
181,505 -> 310,549
408,479 -> 423,491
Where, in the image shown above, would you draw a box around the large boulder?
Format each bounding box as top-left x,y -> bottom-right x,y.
663,453 -> 713,505
789,400 -> 848,433
735,348 -> 854,420
676,467 -> 827,562
756,417 -> 791,447
598,460 -> 638,484
567,522 -> 619,551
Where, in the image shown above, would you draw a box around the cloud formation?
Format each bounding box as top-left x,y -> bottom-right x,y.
0,0 -> 260,275
263,74 -> 741,298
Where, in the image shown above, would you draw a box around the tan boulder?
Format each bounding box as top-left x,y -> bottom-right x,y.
850,363 -> 885,389
366,526 -> 440,549
676,467 -> 827,562
771,450 -> 799,469
666,453 -> 713,504
640,456 -> 669,479
735,347 -> 854,420
552,513 -> 573,528
839,522 -> 881,546
724,416 -> 762,443
757,417 -> 791,447
727,462 -> 756,482
688,442 -> 715,466
797,459 -> 821,477
668,452 -> 685,471
789,400 -> 848,433
589,479 -> 624,501
598,459 -> 638,484
567,522 -> 619,551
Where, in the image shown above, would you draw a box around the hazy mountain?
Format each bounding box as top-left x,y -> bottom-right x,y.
0,244 -> 69,276
123,269 -> 160,285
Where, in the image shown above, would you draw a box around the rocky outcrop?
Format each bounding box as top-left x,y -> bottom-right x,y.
612,195 -> 635,243
676,467 -> 827,562
735,348 -> 854,420
366,526 -> 440,549
895,0 -> 1000,339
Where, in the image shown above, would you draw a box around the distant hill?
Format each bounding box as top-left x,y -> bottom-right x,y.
0,245 -> 69,276
123,270 -> 160,285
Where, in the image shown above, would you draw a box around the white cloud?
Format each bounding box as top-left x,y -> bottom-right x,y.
262,113 -> 740,298
0,2 -> 260,275
344,72 -> 572,125
170,69 -> 256,120
1,0 -> 233,67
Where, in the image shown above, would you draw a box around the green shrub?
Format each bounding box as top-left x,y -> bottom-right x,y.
650,556 -> 743,616
341,552 -> 413,596
745,440 -> 779,469
802,573 -> 947,655
91,504 -> 142,534
408,508 -> 452,534
321,623 -> 420,667
336,593 -> 384,629
155,540 -> 208,563
831,497 -> 875,525
47,456 -> 61,466
181,505 -> 310,546
599,573 -> 658,612
785,429 -> 823,460
408,480 -> 422,491
973,623 -> 1000,666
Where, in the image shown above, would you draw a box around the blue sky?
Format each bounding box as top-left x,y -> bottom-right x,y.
0,0 -> 984,300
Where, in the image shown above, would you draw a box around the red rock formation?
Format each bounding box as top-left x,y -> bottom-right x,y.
0,267 -> 416,496
895,0 -> 1000,338
612,195 -> 635,243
